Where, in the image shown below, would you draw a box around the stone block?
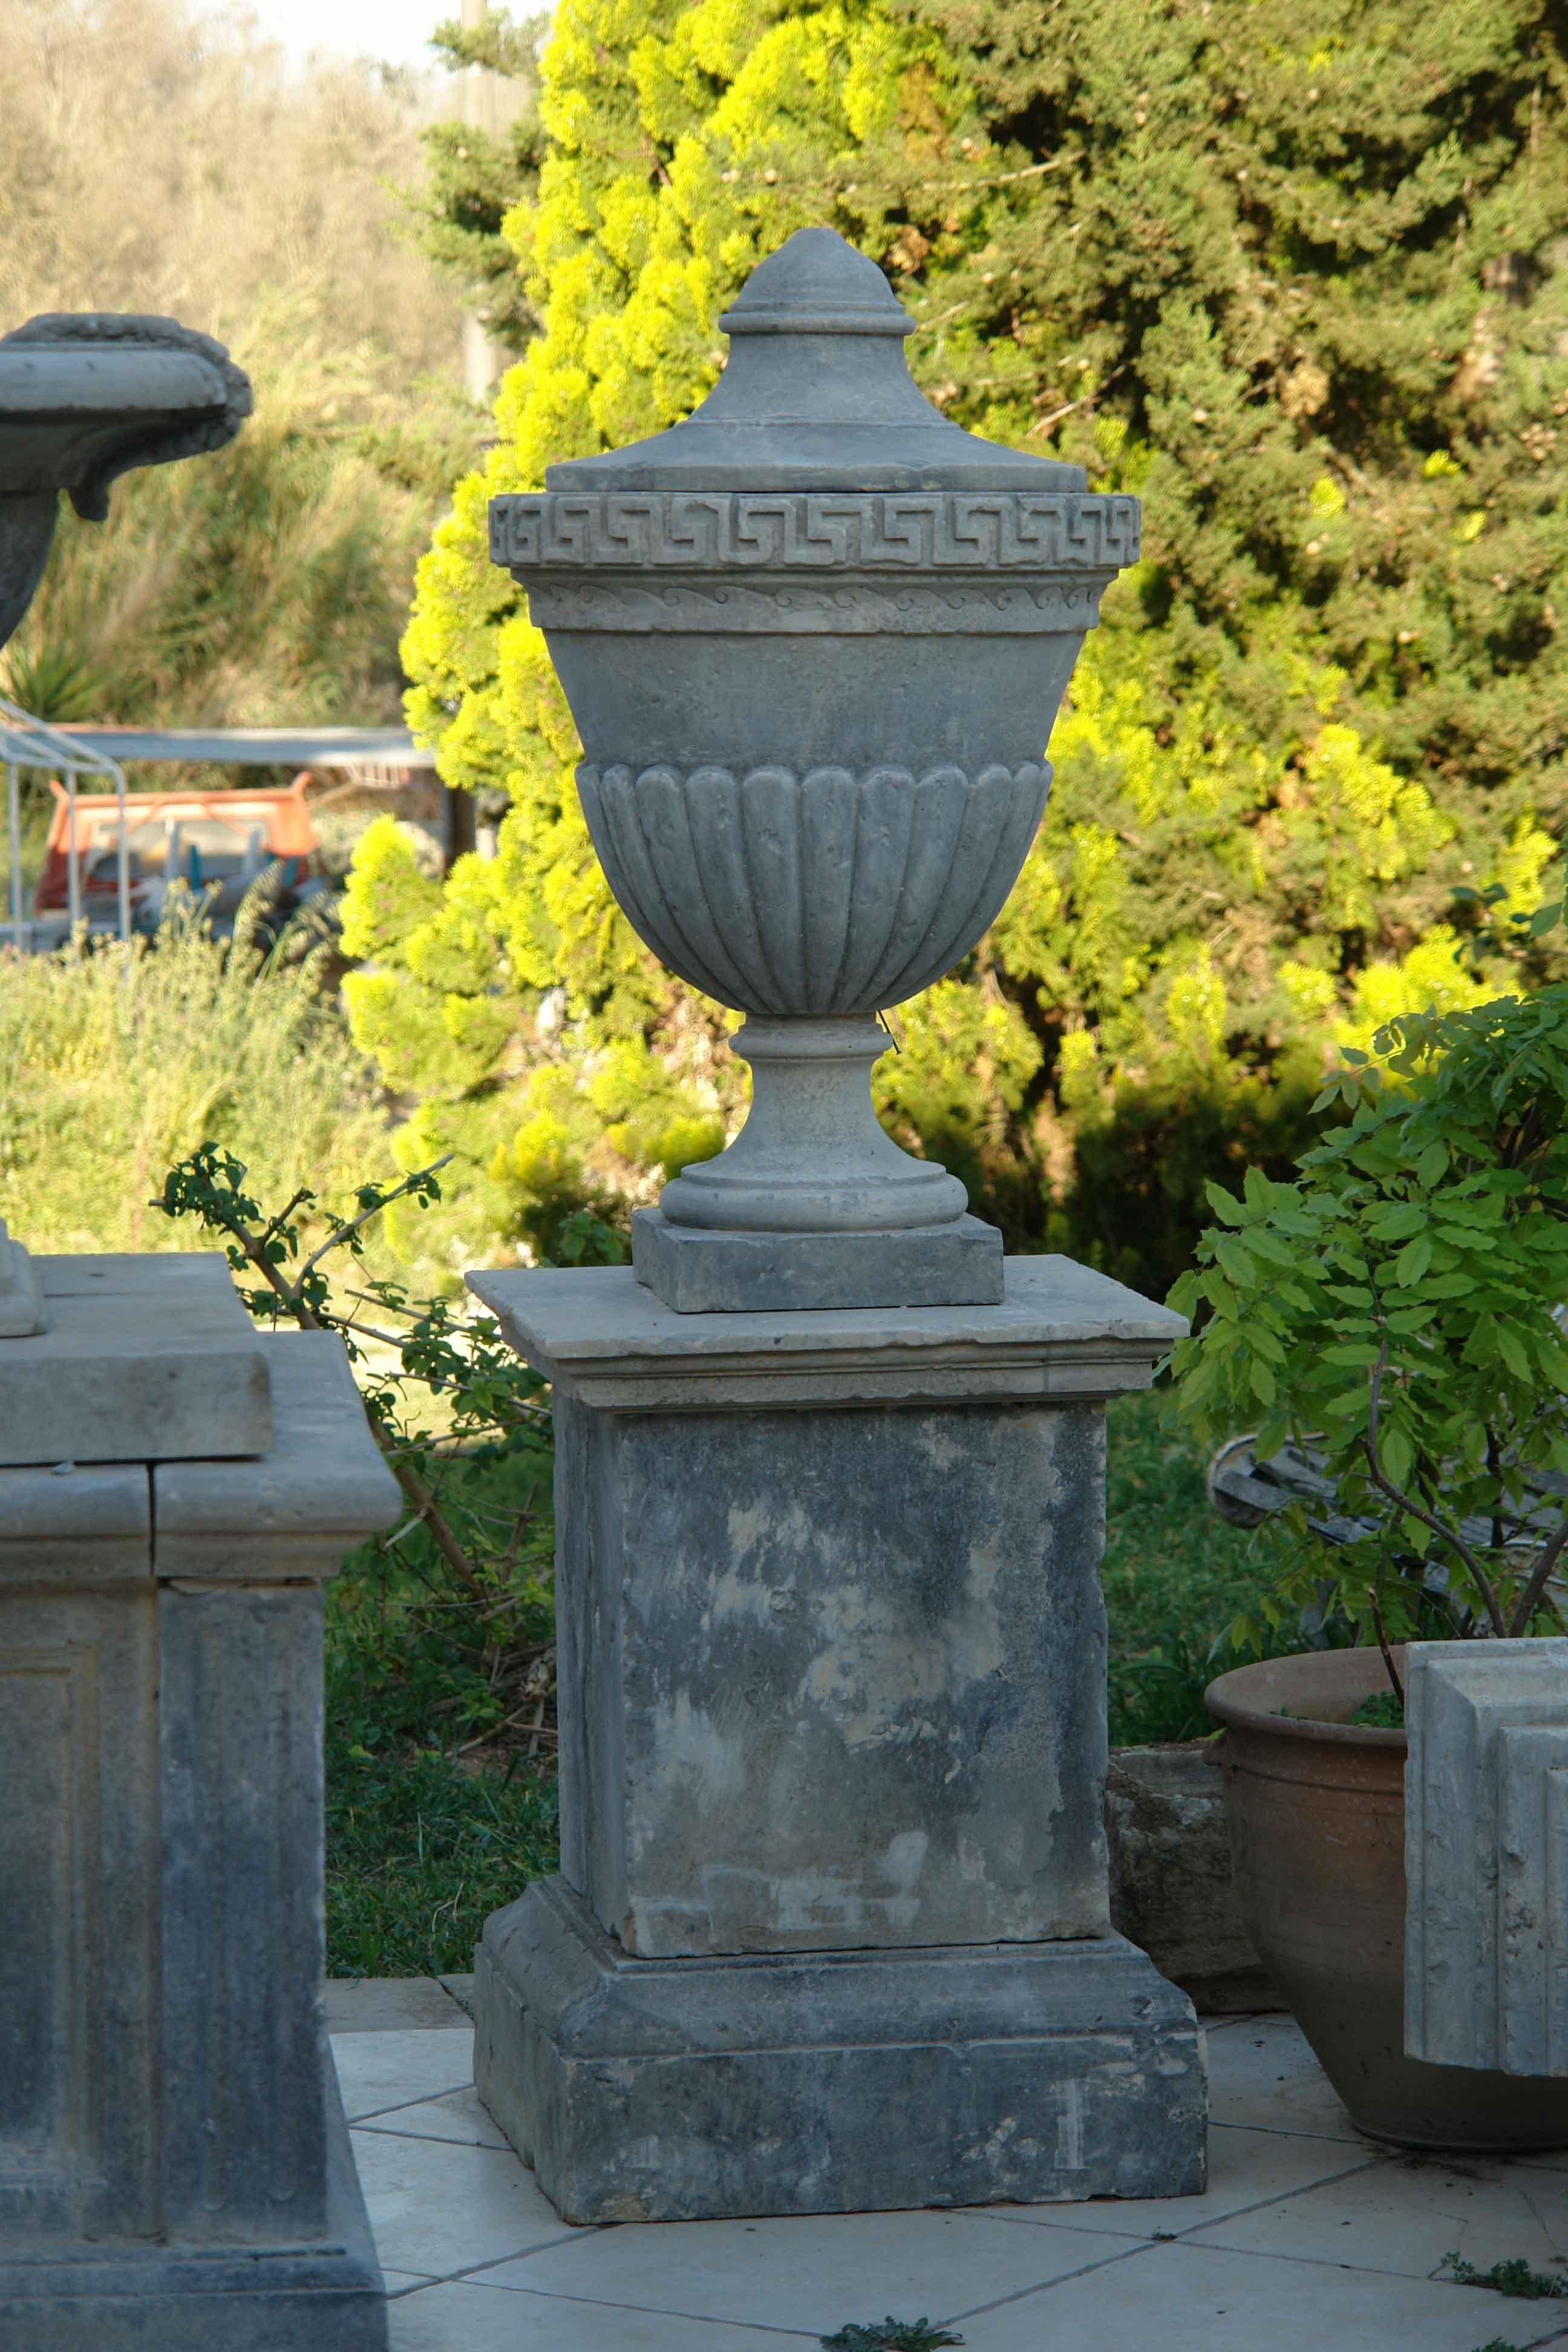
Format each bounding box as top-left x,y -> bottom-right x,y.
0,1325 -> 400,2348
0,1461 -> 149,1579
469,1254 -> 1187,1415
0,1253 -> 272,1467
1105,1743 -> 1282,2013
552,1383 -> 1111,1959
469,1254 -> 1205,2215
154,1332 -> 400,1576
475,1876 -> 1207,2224
631,1203 -> 1004,1312
1405,1637 -> 1568,2076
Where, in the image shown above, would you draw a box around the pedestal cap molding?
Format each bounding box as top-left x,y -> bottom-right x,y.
467,1255 -> 1187,1413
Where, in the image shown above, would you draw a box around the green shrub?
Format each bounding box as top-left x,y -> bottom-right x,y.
0,901 -> 389,1256
348,0 -> 1568,1298
1170,979 -> 1568,1661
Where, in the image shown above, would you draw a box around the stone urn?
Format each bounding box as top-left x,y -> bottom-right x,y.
0,311 -> 250,647
489,227 -> 1140,1311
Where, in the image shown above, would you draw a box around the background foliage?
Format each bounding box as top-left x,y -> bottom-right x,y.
0,904 -> 387,1254
339,0 -> 1568,1300
0,0 -> 482,729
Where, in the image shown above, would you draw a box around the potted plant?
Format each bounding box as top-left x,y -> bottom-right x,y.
1168,975 -> 1568,2149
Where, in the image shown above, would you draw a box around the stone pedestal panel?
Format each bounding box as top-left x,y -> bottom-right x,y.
556,1385 -> 1109,1959
477,1878 -> 1204,2224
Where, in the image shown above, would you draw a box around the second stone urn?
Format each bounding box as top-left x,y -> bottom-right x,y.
491,228 -> 1139,1310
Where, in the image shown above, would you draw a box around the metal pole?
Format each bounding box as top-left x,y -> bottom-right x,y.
65,769 -> 79,940
6,763 -> 19,949
113,760 -> 129,941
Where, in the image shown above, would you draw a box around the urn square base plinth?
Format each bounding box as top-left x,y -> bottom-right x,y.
476,1877 -> 1207,2223
630,1204 -> 1004,1312
467,1258 -> 1206,2218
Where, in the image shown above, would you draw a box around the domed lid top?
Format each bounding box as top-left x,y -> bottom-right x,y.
717,227 -> 913,338
545,227 -> 1084,495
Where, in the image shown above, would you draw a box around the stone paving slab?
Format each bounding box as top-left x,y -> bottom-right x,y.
480,2207 -> 1128,2331
332,2010 -> 1568,2352
1185,2146 -> 1568,2280
388,2279 -> 803,2348
332,2026 -> 477,2122
325,1979 -> 473,2034
949,2241 -> 1568,2352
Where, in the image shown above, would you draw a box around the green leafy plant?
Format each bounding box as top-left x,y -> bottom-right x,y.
151,1140 -> 562,1728
820,2324 -> 964,2351
1350,1690 -> 1405,1730
1441,2250 -> 1568,2301
1169,982 -> 1568,1691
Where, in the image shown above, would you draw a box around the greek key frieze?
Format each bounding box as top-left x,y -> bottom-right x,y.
491,490 -> 1139,573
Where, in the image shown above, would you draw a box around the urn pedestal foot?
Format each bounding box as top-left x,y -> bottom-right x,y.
476,1877 -> 1207,2224
644,1015 -> 998,1313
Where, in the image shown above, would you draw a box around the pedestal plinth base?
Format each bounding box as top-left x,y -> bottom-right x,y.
631,1204 -> 1003,1312
0,2056 -> 387,2352
475,1878 -> 1207,2224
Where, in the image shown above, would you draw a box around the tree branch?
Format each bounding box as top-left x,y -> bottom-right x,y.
1363,1341 -> 1509,1637
1507,1512 -> 1568,1639
292,1155 -> 453,1290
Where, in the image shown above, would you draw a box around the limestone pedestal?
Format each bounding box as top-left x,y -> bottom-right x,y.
0,1301 -> 400,2350
469,1256 -> 1207,2222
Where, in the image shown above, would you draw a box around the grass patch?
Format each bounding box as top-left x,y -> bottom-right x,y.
1103,1387 -> 1270,1745
325,1746 -> 558,1978
324,1445 -> 559,1978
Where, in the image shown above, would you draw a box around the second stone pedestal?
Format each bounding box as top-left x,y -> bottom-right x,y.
469,1255 -> 1207,2221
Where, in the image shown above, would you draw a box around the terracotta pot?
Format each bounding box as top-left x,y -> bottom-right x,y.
1205,1645 -> 1568,2151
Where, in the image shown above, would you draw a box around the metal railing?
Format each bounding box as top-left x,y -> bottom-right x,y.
0,697 -> 129,950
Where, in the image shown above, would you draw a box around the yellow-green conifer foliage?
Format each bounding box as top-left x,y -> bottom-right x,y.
364,0 -> 1568,1293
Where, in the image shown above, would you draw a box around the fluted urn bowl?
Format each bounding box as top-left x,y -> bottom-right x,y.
490,230 -> 1141,1287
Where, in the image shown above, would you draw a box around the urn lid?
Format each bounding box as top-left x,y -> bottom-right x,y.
544,229 -> 1084,496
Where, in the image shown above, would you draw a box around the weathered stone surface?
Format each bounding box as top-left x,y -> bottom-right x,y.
1105,1743 -> 1282,2013
154,1331 -> 399,1576
0,1254 -> 272,1467
556,1384 -> 1109,1958
469,1254 -> 1187,1414
1406,1637 -> 1568,2077
0,1460 -> 149,1579
0,2074 -> 385,2352
469,1256 -> 1204,2213
475,1877 -> 1207,2223
0,1327 -> 399,2348
632,1201 -> 1003,1313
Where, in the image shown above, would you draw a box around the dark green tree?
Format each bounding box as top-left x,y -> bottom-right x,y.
408,8 -> 549,354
